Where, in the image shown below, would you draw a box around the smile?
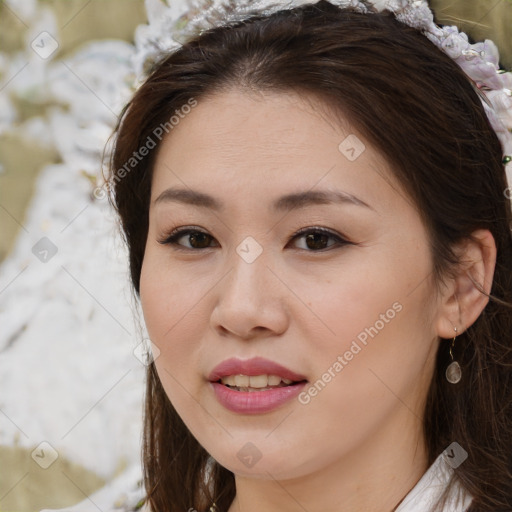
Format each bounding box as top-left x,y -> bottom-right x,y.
219,374 -> 294,391
208,357 -> 308,413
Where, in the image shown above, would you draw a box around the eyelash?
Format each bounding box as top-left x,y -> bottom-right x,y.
158,226 -> 350,252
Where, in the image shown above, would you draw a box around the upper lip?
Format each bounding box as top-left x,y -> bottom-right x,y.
208,357 -> 308,382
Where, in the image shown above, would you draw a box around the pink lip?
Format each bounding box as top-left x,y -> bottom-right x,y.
210,382 -> 307,414
208,357 -> 308,414
208,357 -> 307,382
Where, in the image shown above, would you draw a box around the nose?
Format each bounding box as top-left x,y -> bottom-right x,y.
210,247 -> 290,340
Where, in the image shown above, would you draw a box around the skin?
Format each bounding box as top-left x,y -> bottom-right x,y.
139,88 -> 496,512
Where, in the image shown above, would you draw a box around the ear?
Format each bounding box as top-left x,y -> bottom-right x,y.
435,229 -> 497,339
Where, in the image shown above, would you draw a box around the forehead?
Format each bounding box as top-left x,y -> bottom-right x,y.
150,88 -> 401,214
156,88 -> 348,153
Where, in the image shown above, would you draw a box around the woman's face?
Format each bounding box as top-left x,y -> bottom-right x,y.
140,89 -> 442,479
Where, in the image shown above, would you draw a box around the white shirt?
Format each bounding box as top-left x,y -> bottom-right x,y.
41,452 -> 472,512
395,452 -> 473,512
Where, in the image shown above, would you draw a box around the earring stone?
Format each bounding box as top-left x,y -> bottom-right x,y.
446,360 -> 462,384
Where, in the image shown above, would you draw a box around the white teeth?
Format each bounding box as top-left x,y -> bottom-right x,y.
268,375 -> 281,386
221,375 -> 236,386
249,375 -> 268,388
220,374 -> 295,388
234,375 -> 250,387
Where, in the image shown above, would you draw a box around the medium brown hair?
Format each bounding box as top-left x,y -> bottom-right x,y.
108,2 -> 512,510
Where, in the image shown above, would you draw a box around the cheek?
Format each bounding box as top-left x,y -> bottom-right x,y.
291,251 -> 424,342
139,256 -> 170,342
140,250 -> 195,362
288,254 -> 437,460
139,247 -> 212,398
294,241 -> 437,388
140,240 -> 204,334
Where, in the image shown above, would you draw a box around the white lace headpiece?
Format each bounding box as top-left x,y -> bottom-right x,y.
134,0 -> 512,192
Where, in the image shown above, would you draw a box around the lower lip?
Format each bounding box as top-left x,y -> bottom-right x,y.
210,381 -> 307,414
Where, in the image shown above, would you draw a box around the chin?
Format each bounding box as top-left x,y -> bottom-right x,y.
205,438 -> 317,481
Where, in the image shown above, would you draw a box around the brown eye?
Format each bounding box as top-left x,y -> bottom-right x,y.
289,228 -> 349,251
304,232 -> 332,250
159,228 -> 219,250
184,231 -> 214,249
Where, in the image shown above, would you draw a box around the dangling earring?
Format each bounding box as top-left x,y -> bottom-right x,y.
445,326 -> 462,384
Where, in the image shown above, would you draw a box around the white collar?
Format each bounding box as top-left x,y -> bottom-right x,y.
395,452 -> 473,512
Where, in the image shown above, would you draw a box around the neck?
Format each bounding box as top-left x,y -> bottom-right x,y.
226,406 -> 429,512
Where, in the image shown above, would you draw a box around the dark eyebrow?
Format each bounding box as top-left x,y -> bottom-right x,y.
153,187 -> 374,212
272,190 -> 374,212
153,188 -> 222,210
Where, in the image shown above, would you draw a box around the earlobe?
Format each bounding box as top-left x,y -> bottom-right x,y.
435,229 -> 497,339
